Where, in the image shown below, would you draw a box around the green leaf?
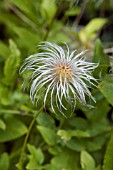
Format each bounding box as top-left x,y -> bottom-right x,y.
80,96 -> 110,121
67,117 -> 88,130
41,0 -> 57,21
98,74 -> 113,105
0,41 -> 9,59
0,86 -> 10,106
47,21 -> 71,43
66,138 -> 85,152
81,150 -> 96,170
48,32 -> 71,43
3,39 -> 21,86
96,165 -> 102,170
0,117 -> 27,142
57,129 -> 90,142
79,18 -> 107,45
0,119 -> 6,130
0,153 -> 9,170
109,56 -> 113,73
84,135 -> 109,152
10,0 -> 41,25
66,134 -> 109,152
50,148 -> 80,170
37,126 -> 58,145
72,130 -> 90,137
36,112 -> 55,129
103,130 -> 113,170
26,144 -> 44,169
86,119 -> 111,137
13,26 -> 41,49
10,0 -> 32,14
65,7 -> 80,16
57,130 -> 73,141
93,39 -> 109,78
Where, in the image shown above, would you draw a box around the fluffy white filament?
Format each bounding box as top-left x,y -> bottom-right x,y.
20,41 -> 98,116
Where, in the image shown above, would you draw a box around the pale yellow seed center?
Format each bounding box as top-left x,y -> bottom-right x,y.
55,64 -> 72,81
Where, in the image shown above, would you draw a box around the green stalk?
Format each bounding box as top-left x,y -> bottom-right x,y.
17,106 -> 43,170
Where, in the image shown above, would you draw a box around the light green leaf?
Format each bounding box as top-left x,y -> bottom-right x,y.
98,75 -> 113,105
0,119 -> 6,130
10,0 -> 32,14
13,26 -> 41,49
10,0 -> 41,25
81,150 -> 95,170
26,144 -> 44,169
41,0 -> 57,21
57,129 -> 90,142
65,7 -> 80,16
72,130 -> 90,137
37,126 -> 58,145
103,130 -> 113,170
0,117 -> 27,142
3,39 -> 21,86
93,39 -> 109,78
0,86 -> 10,106
0,153 -> 9,170
0,41 -> 9,59
57,130 -> 73,141
79,18 -> 107,45
48,32 -> 71,43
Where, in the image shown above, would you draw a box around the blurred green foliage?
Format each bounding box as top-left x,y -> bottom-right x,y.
0,0 -> 113,170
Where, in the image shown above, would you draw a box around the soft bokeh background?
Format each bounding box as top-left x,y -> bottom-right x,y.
0,0 -> 113,170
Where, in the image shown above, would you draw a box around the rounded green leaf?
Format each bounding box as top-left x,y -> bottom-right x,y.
37,126 -> 58,145
81,150 -> 95,170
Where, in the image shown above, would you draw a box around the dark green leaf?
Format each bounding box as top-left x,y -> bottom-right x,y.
50,148 -> 80,170
103,130 -> 113,170
93,39 -> 109,78
80,97 -> 110,121
67,117 -> 88,130
0,117 -> 27,142
36,112 -> 55,129
98,74 -> 113,105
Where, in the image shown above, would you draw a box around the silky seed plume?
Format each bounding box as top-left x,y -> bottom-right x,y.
20,41 -> 98,116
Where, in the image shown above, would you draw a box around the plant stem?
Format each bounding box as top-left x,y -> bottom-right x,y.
43,7 -> 59,41
43,16 -> 55,41
17,106 -> 43,170
72,0 -> 89,27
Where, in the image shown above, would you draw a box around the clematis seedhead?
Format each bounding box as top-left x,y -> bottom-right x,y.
20,41 -> 98,116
